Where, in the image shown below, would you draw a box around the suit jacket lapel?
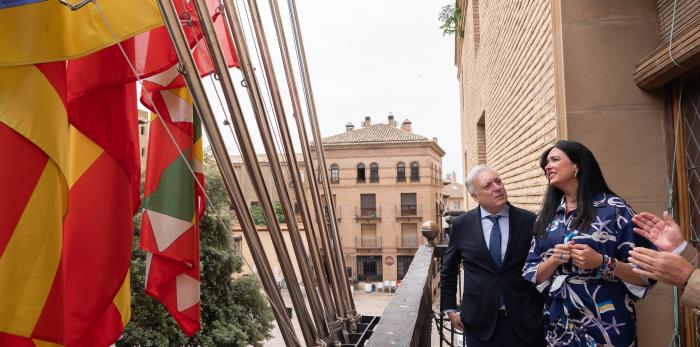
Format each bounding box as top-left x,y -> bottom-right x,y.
503,204 -> 521,266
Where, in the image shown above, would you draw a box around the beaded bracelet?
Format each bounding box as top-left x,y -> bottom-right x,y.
596,255 -> 610,279
603,258 -> 618,281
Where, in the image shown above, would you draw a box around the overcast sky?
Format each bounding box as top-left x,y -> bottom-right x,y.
203,0 -> 462,179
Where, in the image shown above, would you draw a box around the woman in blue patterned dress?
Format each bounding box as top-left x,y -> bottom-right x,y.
522,140 -> 656,346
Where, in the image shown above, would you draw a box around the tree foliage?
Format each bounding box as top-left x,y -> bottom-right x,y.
439,4 -> 463,37
118,154 -> 274,346
250,201 -> 286,226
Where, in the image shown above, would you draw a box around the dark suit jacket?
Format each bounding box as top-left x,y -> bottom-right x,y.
440,203 -> 544,342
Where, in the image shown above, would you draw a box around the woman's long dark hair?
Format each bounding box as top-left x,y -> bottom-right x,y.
533,140 -> 617,238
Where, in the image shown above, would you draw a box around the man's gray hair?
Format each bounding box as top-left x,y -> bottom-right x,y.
466,164 -> 495,194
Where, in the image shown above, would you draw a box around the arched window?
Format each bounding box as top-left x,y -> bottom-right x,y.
410,161 -> 420,181
356,163 -> 366,183
330,164 -> 339,184
369,162 -> 379,183
397,162 -> 406,182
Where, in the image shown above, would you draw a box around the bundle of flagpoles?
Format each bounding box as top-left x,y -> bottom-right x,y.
0,0 -> 357,346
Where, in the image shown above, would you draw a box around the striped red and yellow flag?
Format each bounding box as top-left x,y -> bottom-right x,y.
0,2 -> 159,344
0,62 -> 69,347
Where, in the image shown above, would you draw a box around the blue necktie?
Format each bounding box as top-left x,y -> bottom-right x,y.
486,214 -> 505,309
486,215 -> 502,268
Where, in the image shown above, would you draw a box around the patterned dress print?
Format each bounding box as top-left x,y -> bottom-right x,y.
522,193 -> 656,346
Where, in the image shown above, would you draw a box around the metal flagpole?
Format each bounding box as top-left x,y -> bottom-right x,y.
191,0 -> 321,344
266,0 -> 354,334
243,0 -> 346,342
155,0 -> 300,345
286,0 -> 360,324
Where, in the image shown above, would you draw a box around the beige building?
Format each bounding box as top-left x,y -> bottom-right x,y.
322,115 -> 445,283
230,114 -> 445,284
442,172 -> 466,213
137,109 -> 149,172
455,0 -> 700,345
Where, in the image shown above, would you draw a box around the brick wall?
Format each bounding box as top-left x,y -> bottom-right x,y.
458,0 -> 557,212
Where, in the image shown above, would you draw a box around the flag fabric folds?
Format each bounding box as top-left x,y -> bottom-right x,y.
0,0 -> 238,343
140,79 -> 205,335
0,1 -> 159,346
0,0 -> 162,67
137,0 -> 237,335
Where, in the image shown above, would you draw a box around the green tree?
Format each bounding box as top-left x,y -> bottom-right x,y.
250,201 -> 286,226
118,155 -> 274,346
439,4 -> 462,37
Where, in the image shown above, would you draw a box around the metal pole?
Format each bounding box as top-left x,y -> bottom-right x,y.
155,1 -> 299,345
244,0 -> 344,342
266,0 -> 351,334
286,0 -> 359,322
193,0 -> 320,345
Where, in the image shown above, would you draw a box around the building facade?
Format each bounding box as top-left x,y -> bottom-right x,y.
230,114 -> 445,284
455,0 -> 700,345
322,115 -> 445,283
442,172 -> 466,213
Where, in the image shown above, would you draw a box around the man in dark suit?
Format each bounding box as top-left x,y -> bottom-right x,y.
441,164 -> 544,346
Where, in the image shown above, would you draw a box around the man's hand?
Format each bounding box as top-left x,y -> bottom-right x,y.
447,311 -> 464,331
571,243 -> 603,270
632,211 -> 685,252
629,247 -> 695,287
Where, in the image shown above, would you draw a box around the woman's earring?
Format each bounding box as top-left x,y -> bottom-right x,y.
574,168 -> 579,177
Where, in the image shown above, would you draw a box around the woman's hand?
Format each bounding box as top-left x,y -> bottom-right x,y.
550,242 -> 573,265
570,242 -> 603,270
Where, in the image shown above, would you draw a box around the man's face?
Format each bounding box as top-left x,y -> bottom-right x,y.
470,169 -> 508,213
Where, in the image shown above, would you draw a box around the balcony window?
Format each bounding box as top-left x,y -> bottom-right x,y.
360,194 -> 376,217
357,163 -> 366,183
361,224 -> 378,247
401,223 -> 418,247
370,162 -> 379,183
410,162 -> 419,181
400,193 -> 417,216
330,164 -> 339,184
396,162 -> 406,182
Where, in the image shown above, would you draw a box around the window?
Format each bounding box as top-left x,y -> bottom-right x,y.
360,194 -> 376,217
357,256 -> 382,282
356,163 -> 366,182
410,162 -> 420,181
477,112 -> 486,164
141,148 -> 145,157
400,193 -> 417,216
361,224 -> 378,248
401,223 -> 418,247
233,236 -> 242,257
330,164 -> 339,184
140,126 -> 145,135
397,162 -> 406,182
397,256 -> 413,281
370,162 -> 379,183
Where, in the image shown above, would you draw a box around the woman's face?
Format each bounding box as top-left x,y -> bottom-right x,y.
544,147 -> 578,189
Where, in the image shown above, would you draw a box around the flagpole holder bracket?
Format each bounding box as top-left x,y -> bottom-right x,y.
59,0 -> 95,11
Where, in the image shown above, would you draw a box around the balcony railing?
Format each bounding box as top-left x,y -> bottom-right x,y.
365,244 -> 437,346
355,205 -> 382,221
356,236 -> 382,250
396,236 -> 419,251
395,204 -> 422,221
323,206 -> 342,222
364,220 -> 463,346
